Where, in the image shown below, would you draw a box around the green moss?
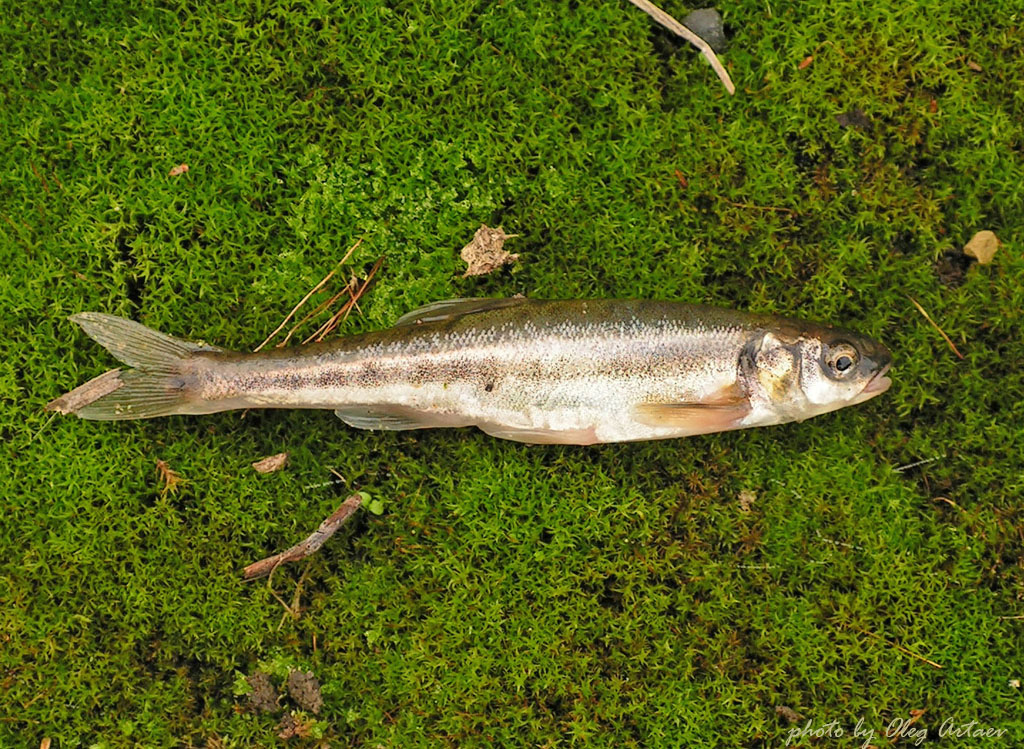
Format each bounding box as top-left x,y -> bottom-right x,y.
2,0 -> 1022,745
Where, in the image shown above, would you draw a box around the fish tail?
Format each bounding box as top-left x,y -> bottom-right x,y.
47,312 -> 225,420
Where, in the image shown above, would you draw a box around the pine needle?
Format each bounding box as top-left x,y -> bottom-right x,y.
908,295 -> 964,359
626,0 -> 735,95
849,624 -> 943,669
254,237 -> 363,352
302,256 -> 384,344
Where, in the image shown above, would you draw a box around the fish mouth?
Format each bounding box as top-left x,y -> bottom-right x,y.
852,363 -> 892,404
864,363 -> 892,394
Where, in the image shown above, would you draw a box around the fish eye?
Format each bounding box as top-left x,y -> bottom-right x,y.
827,344 -> 859,377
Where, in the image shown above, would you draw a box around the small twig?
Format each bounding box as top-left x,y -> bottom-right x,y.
279,286 -> 349,347
996,614 -> 1024,620
722,199 -> 797,215
932,496 -> 962,511
894,455 -> 944,473
288,564 -> 312,616
908,296 -> 964,359
303,277 -> 359,344
274,563 -> 314,629
626,0 -> 736,95
243,493 -> 364,580
302,256 -> 384,344
254,238 -> 363,351
45,368 -> 123,415
849,624 -> 943,669
265,562 -> 294,616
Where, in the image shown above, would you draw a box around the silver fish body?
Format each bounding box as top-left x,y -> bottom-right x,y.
47,298 -> 892,444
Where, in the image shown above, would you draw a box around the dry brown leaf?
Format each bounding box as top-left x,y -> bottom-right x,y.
252,452 -> 289,474
738,490 -> 756,513
156,459 -> 185,496
798,55 -> 814,70
460,224 -> 519,277
967,60 -> 983,72
168,163 -> 189,177
963,230 -> 1000,264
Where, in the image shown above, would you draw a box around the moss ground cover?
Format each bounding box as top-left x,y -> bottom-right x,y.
2,0 -> 1022,745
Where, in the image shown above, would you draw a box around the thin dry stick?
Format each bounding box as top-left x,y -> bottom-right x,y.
271,562 -> 314,629
254,237 -> 364,352
279,286 -> 350,347
265,563 -> 296,617
302,284 -> 354,344
626,0 -> 736,95
302,256 -> 384,345
320,257 -> 384,339
723,199 -> 797,215
850,625 -> 943,669
243,493 -> 364,579
304,277 -> 359,344
908,295 -> 964,360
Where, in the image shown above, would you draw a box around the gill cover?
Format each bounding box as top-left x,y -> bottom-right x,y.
738,330 -> 809,422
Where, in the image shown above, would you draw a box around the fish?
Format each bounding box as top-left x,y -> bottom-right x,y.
46,298 -> 892,445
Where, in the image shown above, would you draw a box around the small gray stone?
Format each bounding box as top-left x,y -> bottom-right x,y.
682,8 -> 726,53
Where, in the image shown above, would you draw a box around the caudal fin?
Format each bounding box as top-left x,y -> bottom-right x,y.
46,312 -> 223,420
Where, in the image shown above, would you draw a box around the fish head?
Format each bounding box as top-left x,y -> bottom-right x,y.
794,324 -> 892,415
744,321 -> 891,422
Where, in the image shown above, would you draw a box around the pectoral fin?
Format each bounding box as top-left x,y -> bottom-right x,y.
632,387 -> 751,433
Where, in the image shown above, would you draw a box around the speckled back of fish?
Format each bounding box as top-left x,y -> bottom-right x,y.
47,298 -> 892,444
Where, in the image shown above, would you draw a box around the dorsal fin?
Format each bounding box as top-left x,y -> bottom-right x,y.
393,297 -> 529,326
